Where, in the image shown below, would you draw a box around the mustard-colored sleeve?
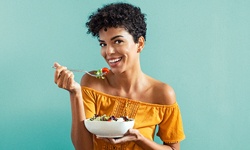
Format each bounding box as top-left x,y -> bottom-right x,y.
81,86 -> 96,119
157,104 -> 185,143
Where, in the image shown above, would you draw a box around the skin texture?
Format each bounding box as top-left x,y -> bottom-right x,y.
54,27 -> 181,150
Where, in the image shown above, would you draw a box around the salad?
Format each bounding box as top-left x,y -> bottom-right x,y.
89,114 -> 133,122
95,67 -> 109,79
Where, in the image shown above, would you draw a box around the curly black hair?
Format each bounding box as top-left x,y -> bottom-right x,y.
86,2 -> 147,43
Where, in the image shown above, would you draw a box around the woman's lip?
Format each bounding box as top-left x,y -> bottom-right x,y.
108,57 -> 122,63
107,57 -> 122,67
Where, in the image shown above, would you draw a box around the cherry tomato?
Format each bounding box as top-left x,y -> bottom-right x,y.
102,67 -> 109,74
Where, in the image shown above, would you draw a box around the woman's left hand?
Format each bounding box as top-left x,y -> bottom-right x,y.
97,129 -> 179,150
97,129 -> 142,144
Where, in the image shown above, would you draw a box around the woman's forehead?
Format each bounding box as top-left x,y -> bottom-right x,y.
99,27 -> 131,40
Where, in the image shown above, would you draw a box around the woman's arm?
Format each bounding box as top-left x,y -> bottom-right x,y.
103,129 -> 179,150
69,92 -> 93,150
54,62 -> 93,150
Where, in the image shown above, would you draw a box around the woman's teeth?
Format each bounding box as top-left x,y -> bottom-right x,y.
109,58 -> 122,63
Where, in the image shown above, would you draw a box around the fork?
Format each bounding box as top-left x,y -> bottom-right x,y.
52,66 -> 106,78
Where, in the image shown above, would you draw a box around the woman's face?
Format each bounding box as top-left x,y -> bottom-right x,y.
98,27 -> 142,74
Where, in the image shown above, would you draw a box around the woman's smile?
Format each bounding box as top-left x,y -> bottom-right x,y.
108,57 -> 123,67
99,27 -> 137,71
108,57 -> 122,63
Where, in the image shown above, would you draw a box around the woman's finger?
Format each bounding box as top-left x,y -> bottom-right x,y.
56,69 -> 66,87
54,63 -> 62,83
54,66 -> 67,84
64,71 -> 73,89
67,73 -> 74,90
62,70 -> 71,89
53,62 -> 60,68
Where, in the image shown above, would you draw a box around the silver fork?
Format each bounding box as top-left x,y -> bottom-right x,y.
52,66 -> 106,78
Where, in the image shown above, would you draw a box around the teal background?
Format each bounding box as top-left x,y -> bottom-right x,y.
1,0 -> 249,149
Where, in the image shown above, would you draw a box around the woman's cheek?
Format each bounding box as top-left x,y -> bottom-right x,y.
101,48 -> 106,57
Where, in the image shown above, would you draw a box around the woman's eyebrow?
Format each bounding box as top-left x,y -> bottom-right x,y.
98,39 -> 105,42
99,35 -> 124,42
110,35 -> 123,41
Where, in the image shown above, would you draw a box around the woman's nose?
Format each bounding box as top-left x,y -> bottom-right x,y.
106,45 -> 115,55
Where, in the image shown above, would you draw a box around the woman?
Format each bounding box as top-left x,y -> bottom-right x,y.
54,2 -> 185,150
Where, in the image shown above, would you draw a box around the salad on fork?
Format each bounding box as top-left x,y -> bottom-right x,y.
52,66 -> 109,79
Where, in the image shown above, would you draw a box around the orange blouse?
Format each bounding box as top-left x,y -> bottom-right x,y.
82,86 -> 185,150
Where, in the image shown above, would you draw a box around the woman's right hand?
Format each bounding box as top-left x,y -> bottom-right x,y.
53,62 -> 81,94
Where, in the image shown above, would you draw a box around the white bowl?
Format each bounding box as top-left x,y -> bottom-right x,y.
84,118 -> 134,138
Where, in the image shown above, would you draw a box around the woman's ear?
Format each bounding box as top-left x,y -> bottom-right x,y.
137,36 -> 145,53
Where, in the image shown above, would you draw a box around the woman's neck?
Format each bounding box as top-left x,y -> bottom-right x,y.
110,68 -> 147,94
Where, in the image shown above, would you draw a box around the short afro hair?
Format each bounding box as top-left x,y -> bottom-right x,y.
86,2 -> 147,43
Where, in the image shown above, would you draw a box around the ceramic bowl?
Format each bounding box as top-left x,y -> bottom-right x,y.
84,118 -> 134,138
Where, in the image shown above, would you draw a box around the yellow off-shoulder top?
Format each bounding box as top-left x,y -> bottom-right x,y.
82,86 -> 185,150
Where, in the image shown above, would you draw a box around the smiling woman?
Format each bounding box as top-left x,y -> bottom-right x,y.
98,27 -> 144,70
53,2 -> 185,150
2,0 -> 250,149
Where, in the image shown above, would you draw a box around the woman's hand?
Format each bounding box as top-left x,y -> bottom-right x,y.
98,129 -> 178,150
97,129 -> 142,144
53,62 -> 81,94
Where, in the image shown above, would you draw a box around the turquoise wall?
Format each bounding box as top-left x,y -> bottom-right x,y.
1,0 -> 249,149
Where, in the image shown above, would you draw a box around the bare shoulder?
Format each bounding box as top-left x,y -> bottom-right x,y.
149,77 -> 176,105
80,71 -> 107,90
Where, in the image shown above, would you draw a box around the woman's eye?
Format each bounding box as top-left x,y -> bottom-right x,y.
115,40 -> 123,44
99,43 -> 106,47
